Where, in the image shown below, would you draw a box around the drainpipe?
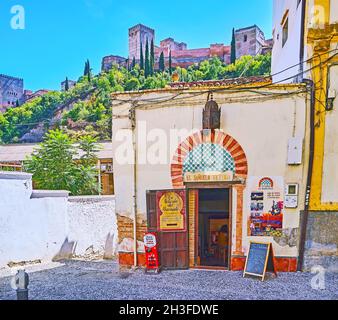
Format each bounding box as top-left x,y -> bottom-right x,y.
298,78 -> 315,271
130,105 -> 138,268
97,159 -> 102,196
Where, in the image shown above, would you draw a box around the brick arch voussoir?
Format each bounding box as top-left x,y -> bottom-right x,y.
171,130 -> 248,188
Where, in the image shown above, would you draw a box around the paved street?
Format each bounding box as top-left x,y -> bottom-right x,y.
0,260 -> 337,300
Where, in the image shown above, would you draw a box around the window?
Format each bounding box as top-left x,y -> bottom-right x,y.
244,35 -> 248,42
282,18 -> 289,47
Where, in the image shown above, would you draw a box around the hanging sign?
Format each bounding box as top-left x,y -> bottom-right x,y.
144,233 -> 160,273
243,242 -> 277,281
157,191 -> 186,232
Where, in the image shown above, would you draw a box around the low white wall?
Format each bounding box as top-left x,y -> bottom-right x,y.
0,172 -> 117,268
67,196 -> 117,259
0,173 -> 68,267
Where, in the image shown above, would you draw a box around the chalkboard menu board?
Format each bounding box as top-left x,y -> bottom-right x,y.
243,242 -> 276,281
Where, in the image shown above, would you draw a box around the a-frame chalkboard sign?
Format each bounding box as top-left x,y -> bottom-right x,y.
243,242 -> 277,281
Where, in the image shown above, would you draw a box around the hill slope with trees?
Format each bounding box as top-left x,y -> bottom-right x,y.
0,54 -> 271,144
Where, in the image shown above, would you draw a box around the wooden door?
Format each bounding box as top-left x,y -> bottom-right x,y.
146,190 -> 189,270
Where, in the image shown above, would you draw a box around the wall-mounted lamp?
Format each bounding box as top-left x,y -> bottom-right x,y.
326,89 -> 336,111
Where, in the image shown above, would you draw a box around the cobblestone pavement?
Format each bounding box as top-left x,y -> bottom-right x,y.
0,260 -> 337,300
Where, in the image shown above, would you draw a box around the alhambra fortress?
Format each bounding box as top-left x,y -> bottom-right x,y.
0,24 -> 272,113
101,24 -> 273,71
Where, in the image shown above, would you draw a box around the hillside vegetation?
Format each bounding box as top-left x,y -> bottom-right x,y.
0,54 -> 271,144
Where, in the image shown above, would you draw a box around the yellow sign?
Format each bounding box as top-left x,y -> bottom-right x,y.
184,171 -> 234,183
158,192 -> 185,231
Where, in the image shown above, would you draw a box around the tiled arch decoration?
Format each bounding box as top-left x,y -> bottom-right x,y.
171,129 -> 248,188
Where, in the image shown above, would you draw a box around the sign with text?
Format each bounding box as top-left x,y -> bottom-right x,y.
157,191 -> 186,232
248,176 -> 284,236
184,171 -> 234,183
144,233 -> 160,272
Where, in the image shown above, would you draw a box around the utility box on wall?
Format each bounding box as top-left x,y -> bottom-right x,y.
287,137 -> 303,165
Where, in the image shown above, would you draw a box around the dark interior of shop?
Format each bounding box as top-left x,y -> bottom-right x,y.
198,189 -> 230,268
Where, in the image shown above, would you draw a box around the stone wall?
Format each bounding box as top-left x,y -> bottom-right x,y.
0,74 -> 24,112
303,211 -> 338,272
128,24 -> 155,61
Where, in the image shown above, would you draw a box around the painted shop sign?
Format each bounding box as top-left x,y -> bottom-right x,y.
184,171 -> 234,183
248,177 -> 284,237
157,191 -> 186,232
144,233 -> 157,248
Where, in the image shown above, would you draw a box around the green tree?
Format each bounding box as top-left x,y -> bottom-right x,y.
159,52 -> 165,72
140,43 -> 144,70
150,38 -> 155,75
231,28 -> 236,64
83,59 -> 92,82
24,129 -> 99,195
125,77 -> 141,91
65,77 -> 70,91
169,50 -> 172,75
131,56 -> 136,69
145,39 -> 150,77
84,60 -> 89,76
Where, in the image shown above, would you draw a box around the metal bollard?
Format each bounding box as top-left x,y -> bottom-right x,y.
14,270 -> 29,300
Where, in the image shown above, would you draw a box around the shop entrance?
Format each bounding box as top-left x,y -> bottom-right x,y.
197,189 -> 230,268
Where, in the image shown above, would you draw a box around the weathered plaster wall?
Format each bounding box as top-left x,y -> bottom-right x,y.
303,211 -> 338,272
0,173 -> 117,268
322,65 -> 338,203
112,87 -> 309,263
67,196 -> 117,258
0,173 -> 68,267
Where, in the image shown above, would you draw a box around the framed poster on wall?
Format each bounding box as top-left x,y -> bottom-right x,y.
157,190 -> 187,232
247,176 -> 284,237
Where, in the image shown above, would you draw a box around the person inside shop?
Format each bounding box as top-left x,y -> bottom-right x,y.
217,224 -> 228,262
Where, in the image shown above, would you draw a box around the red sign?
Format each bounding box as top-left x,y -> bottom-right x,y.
144,233 -> 160,272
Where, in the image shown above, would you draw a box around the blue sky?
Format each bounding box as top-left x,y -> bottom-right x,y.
0,0 -> 272,91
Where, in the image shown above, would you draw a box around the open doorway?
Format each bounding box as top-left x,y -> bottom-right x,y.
198,189 -> 230,268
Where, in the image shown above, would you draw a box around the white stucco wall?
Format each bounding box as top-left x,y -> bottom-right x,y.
330,0 -> 338,24
67,196 -> 117,258
112,86 -> 310,258
272,0 -> 307,83
322,65 -> 338,202
0,173 -> 68,267
0,172 -> 117,268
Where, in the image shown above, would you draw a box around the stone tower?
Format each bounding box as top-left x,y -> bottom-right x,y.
235,25 -> 268,59
128,24 -> 155,61
0,74 -> 24,112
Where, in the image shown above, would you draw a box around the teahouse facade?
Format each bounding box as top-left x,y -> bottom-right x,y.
112,79 -> 310,272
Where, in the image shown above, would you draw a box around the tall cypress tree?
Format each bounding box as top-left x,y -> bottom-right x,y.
65,77 -> 69,91
159,52 -> 165,72
169,50 -> 172,75
145,39 -> 150,77
132,56 -> 136,69
84,60 -> 88,76
87,59 -> 91,82
231,28 -> 236,64
150,38 -> 155,75
140,42 -> 144,70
